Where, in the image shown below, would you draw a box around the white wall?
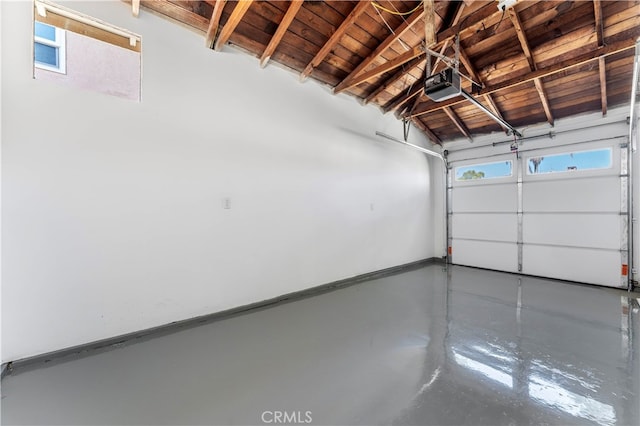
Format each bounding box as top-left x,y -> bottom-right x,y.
1,1 -> 441,362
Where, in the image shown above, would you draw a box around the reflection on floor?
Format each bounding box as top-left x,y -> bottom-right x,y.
2,264 -> 639,425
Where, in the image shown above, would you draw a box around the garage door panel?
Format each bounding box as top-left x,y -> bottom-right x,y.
452,213 -> 517,242
452,184 -> 517,213
523,177 -> 620,212
449,141 -> 625,288
522,245 -> 622,287
452,240 -> 518,273
523,213 -> 620,250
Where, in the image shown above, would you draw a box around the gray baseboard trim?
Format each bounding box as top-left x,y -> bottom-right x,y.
3,257 -> 442,378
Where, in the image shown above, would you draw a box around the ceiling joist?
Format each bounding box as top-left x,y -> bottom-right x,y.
214,0 -> 253,51
334,6 -> 426,94
411,118 -> 442,146
336,46 -> 424,94
594,0 -> 604,47
508,6 -> 554,126
260,0 -> 303,68
126,0 -> 639,144
424,0 -> 436,48
205,0 -> 226,48
385,82 -> 424,114
409,38 -> 638,118
599,56 -> 608,116
443,106 -> 472,141
300,1 -> 370,80
364,57 -> 425,105
533,78 -> 554,126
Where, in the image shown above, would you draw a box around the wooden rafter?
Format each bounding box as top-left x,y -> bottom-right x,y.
379,2 -> 472,117
214,0 -> 253,51
424,0 -> 436,48
533,78 -> 554,126
594,0 -> 604,47
508,7 -> 554,126
300,1 -> 369,80
336,46 -> 424,94
334,6 -> 425,94
260,0 -> 303,68
385,82 -> 424,114
364,57 -> 425,105
599,56 -> 608,116
507,8 -> 535,71
411,118 -> 442,145
456,43 -> 507,127
205,0 -> 226,48
436,2 -> 498,45
483,95 -> 508,128
444,106 -> 472,140
408,38 -> 638,118
132,0 -> 140,17
379,37 -> 452,115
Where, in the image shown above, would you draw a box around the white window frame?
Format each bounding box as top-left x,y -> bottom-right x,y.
524,147 -> 613,177
34,23 -> 66,74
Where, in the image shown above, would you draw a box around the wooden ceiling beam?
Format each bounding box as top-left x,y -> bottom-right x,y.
365,2 -> 465,106
594,0 -> 604,47
338,46 -> 424,94
507,8 -> 535,71
260,0 -> 303,68
364,57 -> 424,105
411,118 -> 442,146
458,41 -> 509,133
508,7 -> 554,126
482,94 -> 509,131
436,2 -> 498,45
444,106 -> 473,141
205,0 -> 226,48
408,38 -> 637,118
599,56 -> 608,116
300,1 -> 370,80
334,6 -> 425,94
385,83 -> 424,114
533,78 -> 554,126
132,0 -> 140,17
424,0 -> 436,48
214,0 -> 253,51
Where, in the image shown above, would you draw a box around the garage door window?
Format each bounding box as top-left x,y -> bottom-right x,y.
527,148 -> 612,175
455,160 -> 512,181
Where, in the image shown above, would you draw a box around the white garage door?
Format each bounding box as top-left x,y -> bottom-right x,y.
448,139 -> 629,288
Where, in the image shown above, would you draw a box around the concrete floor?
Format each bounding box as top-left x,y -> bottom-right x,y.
1,264 -> 639,425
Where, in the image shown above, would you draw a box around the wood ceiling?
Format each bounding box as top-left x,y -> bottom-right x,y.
128,0 -> 640,144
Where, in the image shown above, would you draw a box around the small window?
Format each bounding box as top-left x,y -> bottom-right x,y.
34,22 -> 66,74
33,0 -> 141,101
455,161 -> 513,181
527,148 -> 612,175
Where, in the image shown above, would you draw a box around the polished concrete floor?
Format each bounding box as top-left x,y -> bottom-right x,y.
2,264 -> 639,425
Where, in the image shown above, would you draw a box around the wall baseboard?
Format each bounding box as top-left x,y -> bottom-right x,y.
2,257 -> 443,378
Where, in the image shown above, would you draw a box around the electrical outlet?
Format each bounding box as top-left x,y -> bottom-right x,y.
222,197 -> 231,209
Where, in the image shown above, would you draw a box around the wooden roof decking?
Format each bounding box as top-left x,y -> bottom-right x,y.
130,0 -> 640,144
